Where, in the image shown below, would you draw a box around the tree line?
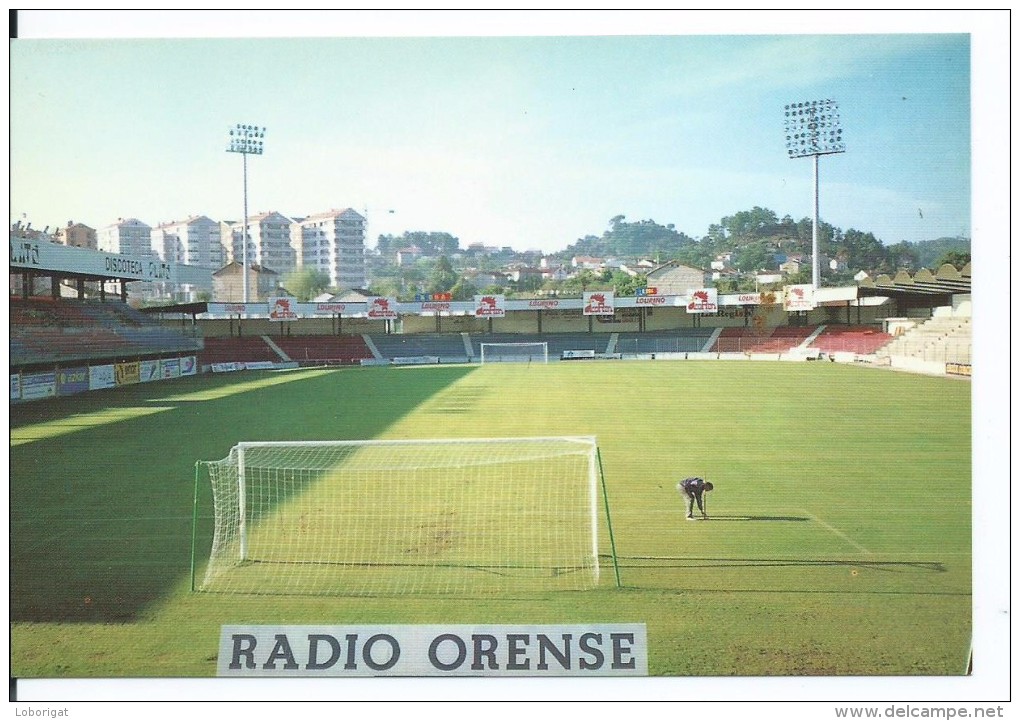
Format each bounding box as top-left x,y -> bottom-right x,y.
282,208 -> 970,300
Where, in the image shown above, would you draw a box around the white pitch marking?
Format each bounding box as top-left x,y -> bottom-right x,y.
802,509 -> 873,555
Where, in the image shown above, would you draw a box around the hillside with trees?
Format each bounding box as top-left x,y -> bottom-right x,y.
360,206 -> 969,300
559,209 -> 968,280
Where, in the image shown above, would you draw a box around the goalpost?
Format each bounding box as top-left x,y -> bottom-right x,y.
479,341 -> 549,364
192,437 -> 621,596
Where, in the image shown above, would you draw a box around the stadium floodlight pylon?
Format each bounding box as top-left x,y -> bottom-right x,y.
191,437 -> 621,596
479,341 -> 549,364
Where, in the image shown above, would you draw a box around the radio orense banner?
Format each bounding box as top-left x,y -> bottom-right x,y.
218,623 -> 647,677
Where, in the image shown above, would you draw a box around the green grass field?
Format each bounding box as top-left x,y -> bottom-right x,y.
10,361 -> 971,677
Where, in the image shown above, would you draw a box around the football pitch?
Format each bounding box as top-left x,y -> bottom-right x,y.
10,361 -> 971,678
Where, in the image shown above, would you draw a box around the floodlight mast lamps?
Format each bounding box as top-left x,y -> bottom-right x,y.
226,124 -> 266,303
784,99 -> 845,289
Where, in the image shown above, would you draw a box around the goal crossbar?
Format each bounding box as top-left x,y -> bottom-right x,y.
480,342 -> 549,364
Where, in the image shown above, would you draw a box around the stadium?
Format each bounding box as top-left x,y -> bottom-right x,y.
9,238 -> 972,682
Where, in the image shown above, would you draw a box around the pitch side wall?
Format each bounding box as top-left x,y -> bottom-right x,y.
188,302 -> 891,337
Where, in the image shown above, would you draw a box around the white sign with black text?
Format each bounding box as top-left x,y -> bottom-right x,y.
218,624 -> 647,677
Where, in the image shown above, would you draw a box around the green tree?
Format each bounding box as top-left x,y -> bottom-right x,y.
787,266 -> 814,285
674,243 -> 715,270
427,255 -> 459,293
841,229 -> 887,274
282,267 -> 330,301
376,231 -> 461,259
561,269 -> 599,294
733,241 -> 772,272
560,216 -> 695,260
513,273 -> 544,294
368,276 -> 401,299
915,237 -> 970,267
450,277 -> 479,301
721,206 -> 779,238
375,235 -> 396,258
607,270 -> 644,296
886,241 -> 920,272
935,250 -> 971,269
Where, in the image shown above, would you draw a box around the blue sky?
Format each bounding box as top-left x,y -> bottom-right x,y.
9,11 -> 1005,255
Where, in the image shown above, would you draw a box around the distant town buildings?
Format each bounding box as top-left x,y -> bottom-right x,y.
645,260 -> 711,296
293,208 -> 367,290
13,205 -> 369,303
55,221 -> 98,250
212,262 -> 280,303
396,245 -> 424,267
152,215 -> 224,268
99,218 -> 153,257
231,211 -> 297,278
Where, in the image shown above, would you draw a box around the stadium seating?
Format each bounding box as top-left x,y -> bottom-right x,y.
808,325 -> 894,356
197,336 -> 280,366
270,335 -> 375,365
9,297 -> 201,366
369,333 -> 469,362
710,326 -> 816,354
877,316 -> 971,364
615,329 -> 717,354
466,332 -> 607,360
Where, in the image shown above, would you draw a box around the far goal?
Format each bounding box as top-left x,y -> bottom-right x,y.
480,341 -> 548,364
192,437 -> 620,596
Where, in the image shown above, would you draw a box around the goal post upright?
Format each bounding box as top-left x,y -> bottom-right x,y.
237,443 -> 248,562
190,461 -> 201,593
596,445 -> 623,588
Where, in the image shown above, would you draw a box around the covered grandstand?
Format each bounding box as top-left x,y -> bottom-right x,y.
9,238 -> 972,402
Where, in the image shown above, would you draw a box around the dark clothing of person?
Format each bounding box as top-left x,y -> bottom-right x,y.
679,477 -> 709,518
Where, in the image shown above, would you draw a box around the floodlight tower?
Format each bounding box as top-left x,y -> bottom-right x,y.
784,99 -> 845,289
226,124 -> 266,303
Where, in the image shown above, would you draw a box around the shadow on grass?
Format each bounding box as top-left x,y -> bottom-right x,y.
10,366 -> 479,623
614,555 -> 947,574
697,515 -> 810,522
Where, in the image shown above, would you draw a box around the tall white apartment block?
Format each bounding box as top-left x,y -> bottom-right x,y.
219,220 -> 237,264
98,217 -> 153,257
151,215 -> 225,268
231,211 -> 296,276
295,208 -> 366,290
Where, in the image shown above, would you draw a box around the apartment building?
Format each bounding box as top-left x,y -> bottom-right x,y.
149,215 -> 223,301
55,221 -> 98,250
294,208 -> 366,290
212,262 -> 280,302
151,215 -> 225,268
98,218 -> 153,257
230,211 -> 297,277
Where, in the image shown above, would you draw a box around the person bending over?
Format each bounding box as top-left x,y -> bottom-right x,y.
677,477 -> 714,520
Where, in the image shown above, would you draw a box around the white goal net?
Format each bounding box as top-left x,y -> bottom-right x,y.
195,437 -> 615,596
479,342 -> 549,364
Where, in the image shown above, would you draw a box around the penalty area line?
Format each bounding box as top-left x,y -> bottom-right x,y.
801,509 -> 873,555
